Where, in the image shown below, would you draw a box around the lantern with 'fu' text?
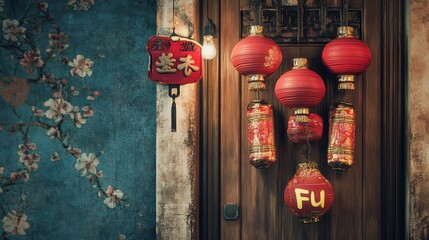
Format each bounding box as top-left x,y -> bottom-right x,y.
247,100 -> 276,168
231,25 -> 282,91
287,113 -> 323,144
147,35 -> 202,85
322,26 -> 372,91
284,162 -> 335,223
275,58 -> 325,123
327,102 -> 356,171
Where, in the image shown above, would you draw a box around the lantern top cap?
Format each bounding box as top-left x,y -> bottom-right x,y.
297,162 -> 318,170
249,25 -> 264,36
292,58 -> 308,69
337,26 -> 354,38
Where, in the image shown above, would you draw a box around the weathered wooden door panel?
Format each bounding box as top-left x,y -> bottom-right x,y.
207,0 -> 384,239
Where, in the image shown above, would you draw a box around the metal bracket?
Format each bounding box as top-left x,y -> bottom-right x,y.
168,84 -> 180,132
224,203 -> 239,220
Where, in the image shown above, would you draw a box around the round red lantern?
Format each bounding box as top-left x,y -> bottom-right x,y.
247,100 -> 276,168
231,25 -> 282,91
322,26 -> 372,90
287,113 -> 323,144
327,102 -> 356,171
284,162 -> 335,223
275,58 -> 326,122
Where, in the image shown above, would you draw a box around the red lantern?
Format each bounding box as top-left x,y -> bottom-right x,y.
231,25 -> 282,91
322,26 -> 372,90
275,58 -> 326,122
147,35 -> 203,85
327,102 -> 356,170
287,113 -> 323,144
247,100 -> 276,168
284,162 -> 335,223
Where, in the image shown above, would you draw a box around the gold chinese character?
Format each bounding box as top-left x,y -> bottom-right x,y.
156,53 -> 177,73
177,55 -> 199,77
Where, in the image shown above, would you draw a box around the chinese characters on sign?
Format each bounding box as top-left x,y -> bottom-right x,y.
147,36 -> 202,84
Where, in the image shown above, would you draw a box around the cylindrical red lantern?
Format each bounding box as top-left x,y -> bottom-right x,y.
284,162 -> 335,223
247,100 -> 276,168
327,102 -> 356,170
231,25 -> 282,91
322,26 -> 372,90
287,113 -> 323,143
275,58 -> 326,122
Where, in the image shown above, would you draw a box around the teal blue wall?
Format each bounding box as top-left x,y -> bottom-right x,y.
0,1 -> 156,239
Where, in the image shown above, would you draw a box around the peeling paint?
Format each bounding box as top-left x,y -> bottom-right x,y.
409,1 -> 429,239
155,0 -> 198,238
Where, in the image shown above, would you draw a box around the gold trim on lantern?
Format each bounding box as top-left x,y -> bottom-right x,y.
293,108 -> 310,123
264,46 -> 278,68
338,75 -> 356,91
247,74 -> 266,91
249,25 -> 264,36
328,147 -> 354,155
337,26 -> 354,38
248,114 -> 273,121
249,145 -> 276,153
296,162 -> 318,170
299,216 -> 320,224
330,117 -> 355,124
292,58 -> 309,69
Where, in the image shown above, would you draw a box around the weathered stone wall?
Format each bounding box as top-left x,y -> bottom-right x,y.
156,0 -> 198,239
409,0 -> 429,239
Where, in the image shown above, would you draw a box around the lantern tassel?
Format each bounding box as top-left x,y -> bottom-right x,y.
171,100 -> 176,132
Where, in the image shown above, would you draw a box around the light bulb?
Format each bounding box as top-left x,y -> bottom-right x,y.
202,35 -> 216,60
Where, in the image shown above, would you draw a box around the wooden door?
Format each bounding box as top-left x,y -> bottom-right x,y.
200,0 -> 405,239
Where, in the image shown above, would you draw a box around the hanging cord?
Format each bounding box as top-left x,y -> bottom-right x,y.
305,121 -> 312,162
297,0 -> 307,57
170,0 -> 177,37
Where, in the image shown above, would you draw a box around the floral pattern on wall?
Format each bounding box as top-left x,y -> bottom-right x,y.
0,0 -> 156,239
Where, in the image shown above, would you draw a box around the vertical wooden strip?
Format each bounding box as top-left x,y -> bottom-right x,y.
363,0 -> 382,238
315,44 -> 363,240
220,0 -> 241,239
277,49 -> 296,240
240,69 -> 282,239
382,0 -> 406,239
200,0 -> 221,239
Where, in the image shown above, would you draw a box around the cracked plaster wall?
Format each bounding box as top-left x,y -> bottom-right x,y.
155,0 -> 198,239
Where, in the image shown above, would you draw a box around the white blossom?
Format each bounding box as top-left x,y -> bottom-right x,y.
2,19 -> 26,42
70,112 -> 87,128
68,0 -> 95,11
46,127 -> 60,139
2,211 -> 30,235
104,185 -> 124,208
74,152 -> 99,176
44,98 -> 73,122
68,55 -> 93,77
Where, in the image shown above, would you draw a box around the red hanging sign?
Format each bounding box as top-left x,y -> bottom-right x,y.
147,36 -> 202,85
